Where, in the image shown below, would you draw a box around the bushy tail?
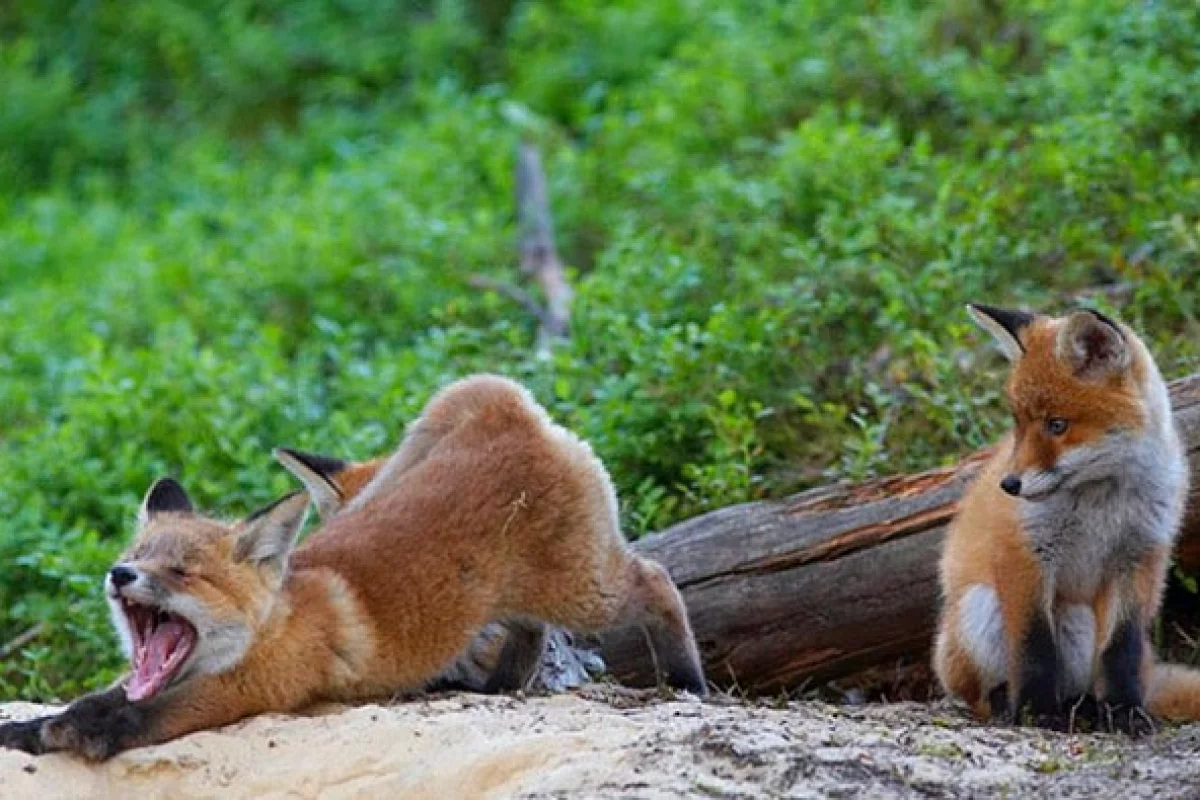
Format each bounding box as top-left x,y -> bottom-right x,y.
1149,663 -> 1200,722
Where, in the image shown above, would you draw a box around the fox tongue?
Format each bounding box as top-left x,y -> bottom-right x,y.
126,618 -> 187,702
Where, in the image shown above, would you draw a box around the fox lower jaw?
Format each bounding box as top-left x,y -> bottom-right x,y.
168,593 -> 258,677
1009,469 -> 1064,501
106,592 -> 254,700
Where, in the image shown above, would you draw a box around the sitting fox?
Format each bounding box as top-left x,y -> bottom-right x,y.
934,305 -> 1195,732
0,374 -> 705,760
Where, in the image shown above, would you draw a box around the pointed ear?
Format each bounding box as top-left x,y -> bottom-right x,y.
138,478 -> 194,526
1056,309 -> 1129,379
966,303 -> 1035,362
233,492 -> 310,577
273,447 -> 348,520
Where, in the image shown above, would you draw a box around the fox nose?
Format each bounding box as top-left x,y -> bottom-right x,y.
109,565 -> 138,589
999,475 -> 1022,497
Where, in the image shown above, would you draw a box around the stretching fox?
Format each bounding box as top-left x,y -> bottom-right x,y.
934,304 -> 1194,732
0,375 -> 705,760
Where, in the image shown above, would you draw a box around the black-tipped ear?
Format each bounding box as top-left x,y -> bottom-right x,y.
1057,309 -> 1129,379
233,492 -> 310,578
966,303 -> 1036,362
278,448 -> 348,478
138,478 -> 194,526
274,447 -> 347,521
1082,308 -> 1123,335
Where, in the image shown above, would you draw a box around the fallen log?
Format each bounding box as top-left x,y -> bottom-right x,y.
601,373 -> 1200,694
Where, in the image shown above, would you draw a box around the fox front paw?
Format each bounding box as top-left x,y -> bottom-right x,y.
1099,703 -> 1156,738
0,718 -> 49,755
1011,687 -> 1061,729
40,715 -> 120,761
30,685 -> 148,760
1012,708 -> 1075,732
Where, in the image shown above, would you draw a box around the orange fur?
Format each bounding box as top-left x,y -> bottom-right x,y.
333,459 -> 384,500
1004,323 -> 1144,477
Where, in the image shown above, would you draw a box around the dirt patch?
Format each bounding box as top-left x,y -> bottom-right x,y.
2,690 -> 1199,798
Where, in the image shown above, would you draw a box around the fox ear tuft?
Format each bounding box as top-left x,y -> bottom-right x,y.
1057,309 -> 1129,379
233,492 -> 310,578
966,303 -> 1035,362
138,478 -> 194,526
273,447 -> 348,521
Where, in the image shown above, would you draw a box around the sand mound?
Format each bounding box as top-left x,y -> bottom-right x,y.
2,689 -> 1199,798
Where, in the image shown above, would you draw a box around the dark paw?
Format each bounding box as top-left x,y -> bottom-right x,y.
1099,703 -> 1156,737
665,666 -> 708,698
0,719 -> 48,755
65,687 -> 128,717
1012,689 -> 1060,728
1017,709 -> 1075,732
41,716 -> 118,761
987,684 -> 1011,722
43,685 -> 145,760
1060,693 -> 1103,733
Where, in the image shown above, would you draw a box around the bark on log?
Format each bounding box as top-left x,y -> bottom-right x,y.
600,373 -> 1200,694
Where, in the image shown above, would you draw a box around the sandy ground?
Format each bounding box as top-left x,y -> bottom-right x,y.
2,689 -> 1200,799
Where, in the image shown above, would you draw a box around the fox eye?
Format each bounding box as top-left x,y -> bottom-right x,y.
170,566 -> 189,579
1045,417 -> 1069,436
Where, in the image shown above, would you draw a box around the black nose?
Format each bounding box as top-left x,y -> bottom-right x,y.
999,476 -> 1022,496
109,565 -> 138,588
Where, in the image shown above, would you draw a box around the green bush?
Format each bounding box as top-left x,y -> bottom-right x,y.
0,0 -> 1197,698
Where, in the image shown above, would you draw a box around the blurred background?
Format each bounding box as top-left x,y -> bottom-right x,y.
0,0 -> 1197,699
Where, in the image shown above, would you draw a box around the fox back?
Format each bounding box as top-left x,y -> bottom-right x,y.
288,375 -> 636,686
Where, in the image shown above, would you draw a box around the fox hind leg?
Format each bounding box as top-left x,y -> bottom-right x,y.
936,584 -> 1007,719
483,620 -> 548,693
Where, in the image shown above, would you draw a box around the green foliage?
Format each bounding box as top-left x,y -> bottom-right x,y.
1,0 -> 1198,698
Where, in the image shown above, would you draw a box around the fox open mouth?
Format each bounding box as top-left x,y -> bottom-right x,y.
120,599 -> 198,701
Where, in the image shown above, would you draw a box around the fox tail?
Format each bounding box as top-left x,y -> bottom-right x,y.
1149,663 -> 1200,722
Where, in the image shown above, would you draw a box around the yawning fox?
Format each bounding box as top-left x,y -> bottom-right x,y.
0,374 -> 705,759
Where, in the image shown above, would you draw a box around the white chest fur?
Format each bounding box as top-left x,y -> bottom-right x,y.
1021,431 -> 1187,601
